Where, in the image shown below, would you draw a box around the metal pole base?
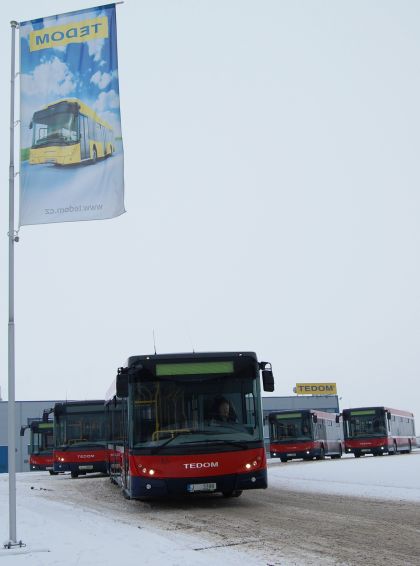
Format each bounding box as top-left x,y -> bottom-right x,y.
3,540 -> 26,549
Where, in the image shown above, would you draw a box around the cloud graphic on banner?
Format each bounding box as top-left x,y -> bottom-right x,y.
94,89 -> 120,112
91,70 -> 114,89
88,38 -> 105,62
21,57 -> 76,97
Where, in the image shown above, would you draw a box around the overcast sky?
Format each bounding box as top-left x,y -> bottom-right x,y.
1,1 -> 420,422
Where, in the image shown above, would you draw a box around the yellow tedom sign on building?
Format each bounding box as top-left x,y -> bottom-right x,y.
295,383 -> 337,395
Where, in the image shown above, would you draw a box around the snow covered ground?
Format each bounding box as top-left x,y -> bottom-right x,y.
0,451 -> 419,565
268,450 -> 420,502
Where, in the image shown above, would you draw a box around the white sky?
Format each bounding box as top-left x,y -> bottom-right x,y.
1,454 -> 419,564
1,1 -> 420,422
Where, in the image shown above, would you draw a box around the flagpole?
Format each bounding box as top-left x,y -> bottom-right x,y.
6,19 -> 22,549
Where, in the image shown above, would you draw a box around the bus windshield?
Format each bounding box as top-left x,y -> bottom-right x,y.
270,413 -> 312,441
55,408 -> 107,448
345,411 -> 387,438
131,373 -> 262,450
31,426 -> 54,455
32,107 -> 78,147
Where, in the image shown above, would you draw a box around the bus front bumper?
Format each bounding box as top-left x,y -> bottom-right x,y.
127,469 -> 268,499
54,461 -> 107,474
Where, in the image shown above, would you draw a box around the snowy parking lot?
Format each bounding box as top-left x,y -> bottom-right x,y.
1,451 -> 419,565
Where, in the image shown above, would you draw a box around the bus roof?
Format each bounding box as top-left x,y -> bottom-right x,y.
54,400 -> 105,410
268,409 -> 339,420
342,406 -> 415,418
127,351 -> 258,367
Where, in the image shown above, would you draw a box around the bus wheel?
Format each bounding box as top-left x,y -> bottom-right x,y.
317,447 -> 325,460
49,471 -> 58,475
222,490 -> 242,498
393,442 -> 398,455
91,146 -> 97,163
70,471 -> 79,479
280,457 -> 288,463
354,452 -> 361,458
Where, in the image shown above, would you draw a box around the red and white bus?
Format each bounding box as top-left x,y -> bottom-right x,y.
20,418 -> 55,473
343,406 -> 417,457
268,410 -> 344,462
106,351 -> 274,499
53,400 -> 109,478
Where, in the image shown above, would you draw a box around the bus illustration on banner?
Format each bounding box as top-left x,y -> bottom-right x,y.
29,98 -> 115,166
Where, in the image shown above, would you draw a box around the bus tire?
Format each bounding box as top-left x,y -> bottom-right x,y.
49,471 -> 58,475
280,457 -> 288,463
316,447 -> 325,460
70,471 -> 79,479
222,490 -> 242,498
354,452 -> 361,458
393,442 -> 398,455
91,146 -> 97,164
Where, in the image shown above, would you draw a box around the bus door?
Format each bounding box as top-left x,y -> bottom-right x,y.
79,114 -> 90,160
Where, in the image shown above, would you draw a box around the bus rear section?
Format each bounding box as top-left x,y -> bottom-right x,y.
20,419 -> 55,473
53,400 -> 109,478
269,410 -> 343,462
106,351 -> 275,499
343,406 -> 417,457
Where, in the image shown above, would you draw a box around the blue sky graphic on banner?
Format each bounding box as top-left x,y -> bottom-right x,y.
19,4 -> 125,226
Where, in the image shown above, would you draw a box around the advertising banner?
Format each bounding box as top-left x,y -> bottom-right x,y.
19,4 -> 125,226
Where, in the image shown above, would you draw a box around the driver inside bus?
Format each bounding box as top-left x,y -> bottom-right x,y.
210,396 -> 238,423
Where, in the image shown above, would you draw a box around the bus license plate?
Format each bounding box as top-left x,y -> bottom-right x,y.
79,465 -> 94,470
287,453 -> 296,456
187,483 -> 217,493
361,449 -> 370,452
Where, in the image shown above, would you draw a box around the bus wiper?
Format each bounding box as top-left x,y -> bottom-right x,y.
151,432 -> 193,454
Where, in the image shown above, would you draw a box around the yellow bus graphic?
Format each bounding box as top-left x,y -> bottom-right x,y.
29,98 -> 115,166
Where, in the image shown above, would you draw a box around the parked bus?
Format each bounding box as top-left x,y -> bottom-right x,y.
342,406 -> 417,457
104,397 -> 124,477
20,418 -> 55,474
29,98 -> 115,166
268,410 -> 344,462
106,351 -> 274,499
53,400 -> 109,478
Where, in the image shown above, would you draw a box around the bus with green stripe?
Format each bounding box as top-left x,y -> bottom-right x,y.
28,98 -> 115,166
269,409 -> 344,462
20,418 -> 56,474
343,407 -> 417,457
106,351 -> 275,499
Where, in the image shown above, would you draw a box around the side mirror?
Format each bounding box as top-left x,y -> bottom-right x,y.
116,368 -> 129,398
313,414 -> 318,423
387,411 -> 391,420
260,362 -> 274,392
29,121 -> 33,129
20,426 -> 26,437
335,414 -> 340,424
54,403 -> 64,423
